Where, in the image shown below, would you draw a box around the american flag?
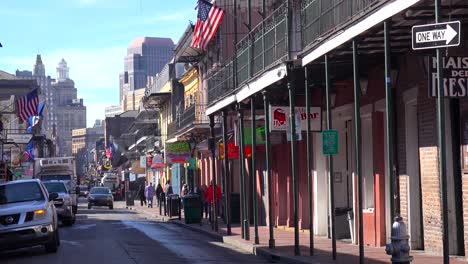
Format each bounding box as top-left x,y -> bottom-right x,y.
191,0 -> 225,50
16,89 -> 39,122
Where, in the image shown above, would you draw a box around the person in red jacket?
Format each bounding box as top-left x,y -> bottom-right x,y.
204,180 -> 221,223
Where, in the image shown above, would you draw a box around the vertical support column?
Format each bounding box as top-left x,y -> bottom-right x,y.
222,110 -> 231,235
288,66 -> 300,256
233,0 -> 238,88
251,96 -> 259,244
238,104 -> 250,240
209,115 -> 219,232
262,0 -> 266,70
237,104 -> 245,239
305,66 -> 314,256
247,0 -> 252,78
263,90 -> 275,249
384,20 -> 396,221
435,0 -> 449,263
352,40 -> 364,264
325,55 -> 336,260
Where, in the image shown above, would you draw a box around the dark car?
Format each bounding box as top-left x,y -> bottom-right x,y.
87,187 -> 113,210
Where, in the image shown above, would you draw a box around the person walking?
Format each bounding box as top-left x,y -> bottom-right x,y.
204,181 -> 221,223
200,184 -> 207,218
181,184 -> 189,198
145,182 -> 156,208
137,185 -> 146,207
165,180 -> 173,195
155,182 -> 163,207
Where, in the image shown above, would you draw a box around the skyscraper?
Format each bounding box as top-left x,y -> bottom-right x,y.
16,55 -> 86,156
119,37 -> 174,109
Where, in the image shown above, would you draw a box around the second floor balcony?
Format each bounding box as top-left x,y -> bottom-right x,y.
174,102 -> 209,137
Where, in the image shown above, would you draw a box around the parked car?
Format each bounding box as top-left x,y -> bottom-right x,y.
87,187 -> 114,209
78,185 -> 89,197
0,179 -> 60,253
42,181 -> 76,226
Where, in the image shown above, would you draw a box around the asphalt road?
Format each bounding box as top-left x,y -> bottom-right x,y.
1,199 -> 267,264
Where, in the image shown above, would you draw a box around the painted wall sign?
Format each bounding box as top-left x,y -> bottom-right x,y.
270,106 -> 321,132
165,141 -> 190,163
429,56 -> 468,98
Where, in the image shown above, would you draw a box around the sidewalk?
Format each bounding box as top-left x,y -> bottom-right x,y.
118,201 -> 467,264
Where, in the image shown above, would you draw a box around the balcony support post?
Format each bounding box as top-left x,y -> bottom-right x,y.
352,40 -> 364,264
209,115 -> 219,232
287,64 -> 300,256
237,103 -> 249,240
262,90 -> 275,249
251,96 -> 259,244
305,66 -> 314,256
222,109 -> 232,235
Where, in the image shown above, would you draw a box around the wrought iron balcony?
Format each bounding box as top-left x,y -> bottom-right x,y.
236,2 -> 289,86
206,61 -> 234,105
206,2 -> 289,106
175,103 -> 209,132
301,0 -> 383,50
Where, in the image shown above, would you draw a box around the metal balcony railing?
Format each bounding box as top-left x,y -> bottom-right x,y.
206,61 -> 234,105
236,2 -> 289,85
175,103 -> 209,132
206,3 -> 289,106
301,0 -> 383,49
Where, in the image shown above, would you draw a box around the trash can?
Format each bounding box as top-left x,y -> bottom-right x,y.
183,194 -> 201,224
125,191 -> 134,206
221,193 -> 240,224
166,194 -> 180,218
334,207 -> 352,239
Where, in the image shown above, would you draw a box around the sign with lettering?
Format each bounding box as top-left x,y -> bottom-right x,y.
428,56 -> 468,97
412,21 -> 460,50
270,106 -> 321,132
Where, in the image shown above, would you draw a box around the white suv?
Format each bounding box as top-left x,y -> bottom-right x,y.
0,179 -> 60,253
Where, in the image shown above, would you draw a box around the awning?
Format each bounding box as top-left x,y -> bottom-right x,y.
235,63 -> 287,102
206,94 -> 237,116
145,92 -> 171,108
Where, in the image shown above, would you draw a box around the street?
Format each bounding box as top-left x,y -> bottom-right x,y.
1,199 -> 267,264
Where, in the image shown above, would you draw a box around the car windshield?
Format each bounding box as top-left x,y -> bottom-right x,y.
0,182 -> 45,205
43,182 -> 67,193
40,175 -> 71,181
90,188 -> 111,194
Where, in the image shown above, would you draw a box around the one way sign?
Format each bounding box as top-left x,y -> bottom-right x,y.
412,21 -> 460,50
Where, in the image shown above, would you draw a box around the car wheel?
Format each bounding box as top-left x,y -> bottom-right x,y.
88,203 -> 92,209
45,230 -> 59,253
109,204 -> 113,210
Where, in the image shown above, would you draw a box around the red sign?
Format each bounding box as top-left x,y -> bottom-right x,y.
219,142 -> 240,159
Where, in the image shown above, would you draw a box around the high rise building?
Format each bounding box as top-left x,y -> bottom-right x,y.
16,55 -> 87,156
119,37 -> 174,110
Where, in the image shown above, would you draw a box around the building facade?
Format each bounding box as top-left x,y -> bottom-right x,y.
72,120 -> 104,178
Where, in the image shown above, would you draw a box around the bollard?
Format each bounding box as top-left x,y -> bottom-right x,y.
385,216 -> 413,264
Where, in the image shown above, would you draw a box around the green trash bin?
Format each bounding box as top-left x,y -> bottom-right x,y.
183,194 -> 201,224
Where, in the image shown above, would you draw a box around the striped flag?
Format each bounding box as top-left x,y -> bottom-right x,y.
16,89 -> 39,122
191,0 -> 225,50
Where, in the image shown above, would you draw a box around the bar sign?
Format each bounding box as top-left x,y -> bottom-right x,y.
412,21 -> 460,50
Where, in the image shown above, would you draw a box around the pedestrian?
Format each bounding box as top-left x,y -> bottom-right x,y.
204,180 -> 222,223
145,182 -> 156,208
165,180 -> 173,195
181,184 -> 189,198
137,185 -> 146,206
200,184 -> 208,218
156,182 -> 163,207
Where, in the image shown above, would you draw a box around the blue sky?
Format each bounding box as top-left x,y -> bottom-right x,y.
0,0 -> 196,127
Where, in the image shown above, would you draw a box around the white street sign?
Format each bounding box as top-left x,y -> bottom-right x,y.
412,21 -> 460,50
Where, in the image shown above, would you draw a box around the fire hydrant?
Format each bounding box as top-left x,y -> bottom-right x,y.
385,216 -> 413,264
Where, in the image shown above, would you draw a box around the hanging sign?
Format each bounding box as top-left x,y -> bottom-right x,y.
270,106 -> 321,132
322,129 -> 338,155
412,21 -> 460,50
428,56 -> 468,97
219,142 -> 240,159
151,154 -> 165,169
165,141 -> 190,163
139,156 -> 147,169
